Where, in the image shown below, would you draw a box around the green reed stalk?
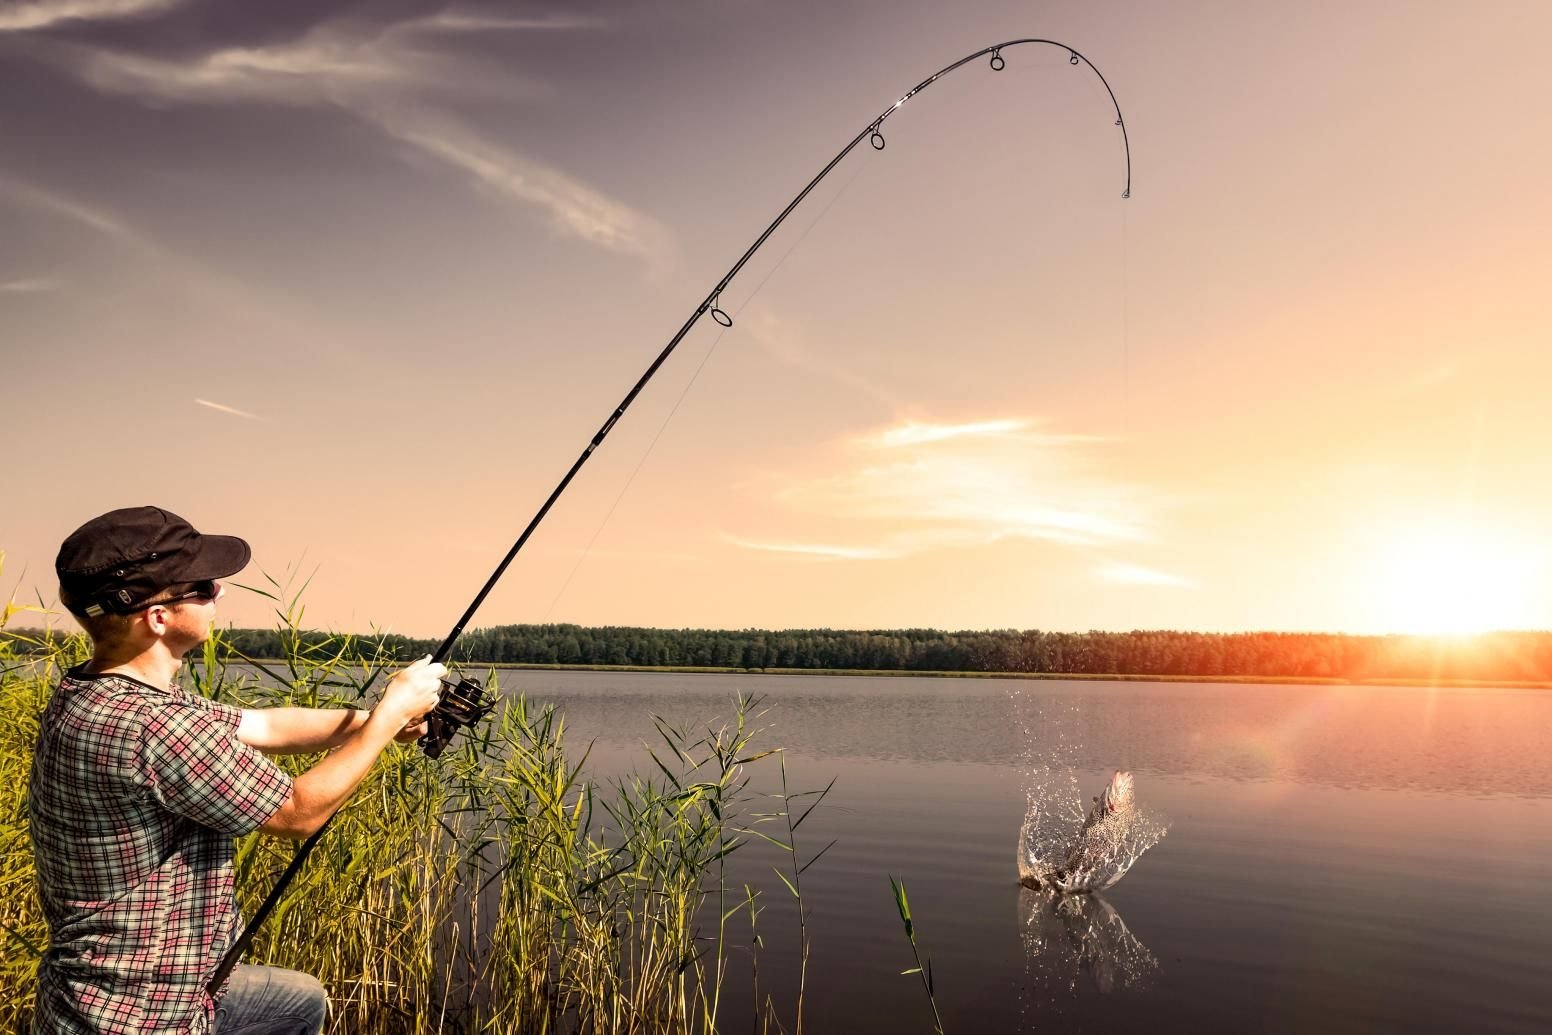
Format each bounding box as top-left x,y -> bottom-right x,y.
741,752 -> 836,1035
889,876 -> 945,1035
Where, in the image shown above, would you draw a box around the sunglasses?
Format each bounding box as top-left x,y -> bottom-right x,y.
140,579 -> 220,610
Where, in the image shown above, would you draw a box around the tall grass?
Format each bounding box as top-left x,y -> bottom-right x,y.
1,571 -> 822,1034
1,581 -> 70,1033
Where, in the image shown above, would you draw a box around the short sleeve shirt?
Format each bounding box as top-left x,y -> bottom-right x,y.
28,667 -> 294,1034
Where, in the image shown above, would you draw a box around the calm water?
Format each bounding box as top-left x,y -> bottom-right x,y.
500,670 -> 1552,1033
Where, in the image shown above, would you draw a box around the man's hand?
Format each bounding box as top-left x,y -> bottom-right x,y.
394,719 -> 430,744
380,656 -> 446,729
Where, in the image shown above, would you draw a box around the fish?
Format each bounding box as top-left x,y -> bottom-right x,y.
1020,770 -> 1140,893
1075,770 -> 1135,840
1055,770 -> 1136,890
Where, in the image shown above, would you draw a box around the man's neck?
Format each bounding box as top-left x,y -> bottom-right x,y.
86,644 -> 183,690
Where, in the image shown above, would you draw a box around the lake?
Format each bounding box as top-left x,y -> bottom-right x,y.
497,669 -> 1552,1033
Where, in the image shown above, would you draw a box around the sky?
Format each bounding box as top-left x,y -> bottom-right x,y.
3,0 -> 1551,638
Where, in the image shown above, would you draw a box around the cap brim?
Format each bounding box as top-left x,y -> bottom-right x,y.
181,534 -> 252,581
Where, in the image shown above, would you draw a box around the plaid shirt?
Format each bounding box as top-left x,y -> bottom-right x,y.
28,667 -> 294,1034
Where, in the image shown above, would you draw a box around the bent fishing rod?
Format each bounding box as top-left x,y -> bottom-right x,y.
210,37 -> 1131,994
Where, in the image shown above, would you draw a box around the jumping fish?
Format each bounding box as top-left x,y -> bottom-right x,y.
1021,770 -> 1144,893
1075,770 -> 1134,840
1055,770 -> 1135,888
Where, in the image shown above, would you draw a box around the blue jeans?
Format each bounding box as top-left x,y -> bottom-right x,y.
214,964 -> 327,1034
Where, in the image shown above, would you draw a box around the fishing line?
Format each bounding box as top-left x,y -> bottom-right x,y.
1063,44 -> 1135,458
542,158 -> 874,622
539,325 -> 730,623
210,37 -> 1132,996
1121,194 -> 1132,468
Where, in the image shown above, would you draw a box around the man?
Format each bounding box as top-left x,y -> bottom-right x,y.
29,506 -> 446,1034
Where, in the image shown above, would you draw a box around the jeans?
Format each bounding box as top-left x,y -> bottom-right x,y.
214,964 -> 328,1034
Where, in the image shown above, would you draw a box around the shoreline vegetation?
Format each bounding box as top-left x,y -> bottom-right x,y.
223,660 -> 1552,691
2,597 -> 836,1033
10,622 -> 1551,689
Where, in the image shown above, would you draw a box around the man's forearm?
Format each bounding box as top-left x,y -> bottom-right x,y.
259,710 -> 407,838
237,706 -> 369,753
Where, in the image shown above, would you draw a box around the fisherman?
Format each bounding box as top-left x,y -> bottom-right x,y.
29,506 -> 446,1034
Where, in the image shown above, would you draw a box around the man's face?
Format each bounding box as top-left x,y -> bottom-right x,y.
151,581 -> 224,655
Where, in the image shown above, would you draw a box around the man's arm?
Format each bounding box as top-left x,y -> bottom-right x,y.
237,707 -> 369,753
259,657 -> 445,839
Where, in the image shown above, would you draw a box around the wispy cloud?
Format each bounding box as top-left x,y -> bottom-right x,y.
411,10 -> 611,34
0,174 -> 314,330
722,535 -> 896,561
1386,356 -> 1467,399
52,15 -> 666,262
0,277 -> 60,293
1095,562 -> 1192,587
369,105 -> 668,259
874,419 -> 1027,447
195,398 -> 262,420
0,0 -> 182,32
75,37 -> 470,107
731,416 -> 1161,561
869,418 -> 1105,450
737,303 -> 898,407
0,175 -> 131,238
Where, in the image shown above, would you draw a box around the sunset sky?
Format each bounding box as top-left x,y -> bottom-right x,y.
3,0 -> 1550,638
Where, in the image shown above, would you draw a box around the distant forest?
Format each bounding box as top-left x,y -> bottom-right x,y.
205,626 -> 1552,683
10,624 -> 1551,683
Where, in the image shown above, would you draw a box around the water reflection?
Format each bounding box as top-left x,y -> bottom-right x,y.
218,665 -> 1552,796
1018,886 -> 1158,1000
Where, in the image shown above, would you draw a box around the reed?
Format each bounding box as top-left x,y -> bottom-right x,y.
889,876 -> 945,1035
0,584 -> 73,1034
0,569 -> 815,1034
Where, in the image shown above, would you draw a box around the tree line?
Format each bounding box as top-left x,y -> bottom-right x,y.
202,625 -> 1552,683
10,624 -> 1550,682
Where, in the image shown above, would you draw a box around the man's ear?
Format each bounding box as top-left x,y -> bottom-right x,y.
143,605 -> 171,637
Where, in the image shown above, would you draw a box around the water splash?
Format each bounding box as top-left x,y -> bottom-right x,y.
1012,694 -> 1168,893
1018,886 -> 1159,997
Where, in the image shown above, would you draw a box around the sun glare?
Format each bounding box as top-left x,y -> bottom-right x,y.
1358,520 -> 1540,635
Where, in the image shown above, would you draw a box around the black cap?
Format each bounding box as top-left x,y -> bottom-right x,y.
56,506 -> 251,617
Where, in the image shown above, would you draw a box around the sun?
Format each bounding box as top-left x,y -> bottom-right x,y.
1357,519 -> 1540,635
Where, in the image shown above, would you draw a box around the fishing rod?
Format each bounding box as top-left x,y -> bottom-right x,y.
209,36 -> 1131,995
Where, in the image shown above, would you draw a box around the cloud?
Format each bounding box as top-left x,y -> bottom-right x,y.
869,417 -> 1105,450
0,174 -> 312,332
48,13 -> 665,262
411,10 -> 611,34
722,535 -> 896,561
874,418 -> 1027,447
737,302 -> 898,407
1385,356 -> 1466,399
1095,562 -> 1192,587
0,175 -> 131,238
0,277 -> 60,293
0,0 -> 182,32
195,398 -> 261,420
369,105 -> 668,259
731,416 -> 1160,560
76,33 -> 471,105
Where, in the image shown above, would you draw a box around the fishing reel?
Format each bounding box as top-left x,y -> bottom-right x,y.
417,674 -> 499,759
